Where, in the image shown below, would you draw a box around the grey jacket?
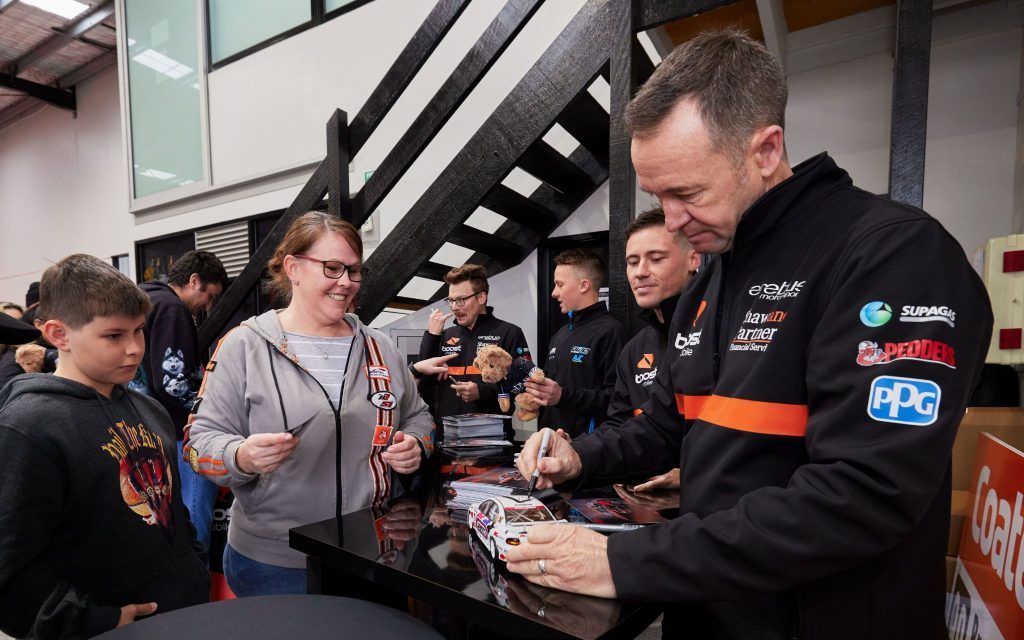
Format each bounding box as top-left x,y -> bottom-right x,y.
185,310 -> 434,568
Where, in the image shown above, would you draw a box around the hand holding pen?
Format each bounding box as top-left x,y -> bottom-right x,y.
515,427 -> 581,492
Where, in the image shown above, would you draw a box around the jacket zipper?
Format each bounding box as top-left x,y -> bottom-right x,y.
269,334 -> 358,520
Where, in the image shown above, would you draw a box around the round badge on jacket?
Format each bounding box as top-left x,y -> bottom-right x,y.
370,390 -> 397,411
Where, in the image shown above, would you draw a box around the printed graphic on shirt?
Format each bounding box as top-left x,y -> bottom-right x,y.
570,346 -> 590,363
101,419 -> 175,541
442,338 -> 463,355
900,305 -> 956,327
730,309 -> 787,352
867,376 -> 941,426
859,301 -> 893,327
366,365 -> 390,381
692,300 -> 708,326
161,347 -> 198,410
675,330 -> 702,357
637,354 -> 654,369
370,390 -> 397,410
748,280 -> 805,301
855,339 -> 956,369
128,365 -> 148,394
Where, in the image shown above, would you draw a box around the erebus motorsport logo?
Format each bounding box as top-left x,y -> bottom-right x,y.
748,280 -> 805,301
675,330 -> 701,357
900,305 -> 956,328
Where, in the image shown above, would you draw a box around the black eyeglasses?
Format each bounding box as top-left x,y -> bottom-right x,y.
293,255 -> 366,282
444,291 -> 482,308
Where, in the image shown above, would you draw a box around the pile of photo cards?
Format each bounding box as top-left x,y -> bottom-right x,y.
440,413 -> 513,460
445,466 -> 558,522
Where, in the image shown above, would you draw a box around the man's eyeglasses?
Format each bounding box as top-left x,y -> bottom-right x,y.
293,255 -> 366,282
444,292 -> 481,308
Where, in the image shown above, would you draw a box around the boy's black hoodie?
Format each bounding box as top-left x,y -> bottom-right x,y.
0,374 -> 209,639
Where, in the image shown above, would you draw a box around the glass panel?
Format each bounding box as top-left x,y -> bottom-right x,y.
209,0 -> 311,64
325,0 -> 359,12
124,0 -> 204,198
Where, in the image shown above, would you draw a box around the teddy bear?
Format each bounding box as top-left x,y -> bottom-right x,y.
471,344 -> 545,420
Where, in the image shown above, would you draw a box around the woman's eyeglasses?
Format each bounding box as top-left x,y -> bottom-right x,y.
293,255 -> 366,282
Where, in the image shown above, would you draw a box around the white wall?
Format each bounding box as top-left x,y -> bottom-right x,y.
0,0 -> 1021,338
0,69 -> 133,302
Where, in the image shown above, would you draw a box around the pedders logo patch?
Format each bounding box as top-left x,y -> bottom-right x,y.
675,330 -> 701,357
856,339 -> 956,369
748,280 -> 805,301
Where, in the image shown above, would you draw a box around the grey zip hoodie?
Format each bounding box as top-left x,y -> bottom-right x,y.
185,310 -> 434,568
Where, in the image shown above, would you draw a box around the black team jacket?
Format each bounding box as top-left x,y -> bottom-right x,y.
418,308 -> 530,438
603,295 -> 679,430
539,301 -> 624,438
570,153 -> 992,639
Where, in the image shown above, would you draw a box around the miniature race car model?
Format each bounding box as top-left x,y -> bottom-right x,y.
468,495 -> 564,562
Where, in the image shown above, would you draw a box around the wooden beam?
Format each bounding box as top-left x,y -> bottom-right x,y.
351,0 -> 542,226
357,0 -> 613,323
755,0 -> 788,72
888,0 -> 931,208
416,261 -> 452,282
637,0 -> 741,31
608,0 -> 639,329
198,162 -> 330,350
448,225 -> 526,262
325,109 -> 352,221
348,0 -> 469,156
556,90 -> 610,167
12,1 -> 114,74
0,73 -> 75,111
480,184 -> 561,231
517,140 -> 597,198
429,144 -> 609,303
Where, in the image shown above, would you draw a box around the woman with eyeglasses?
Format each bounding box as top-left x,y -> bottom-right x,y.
185,211 -> 439,597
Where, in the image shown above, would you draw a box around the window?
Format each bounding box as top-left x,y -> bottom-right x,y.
123,0 -> 205,199
208,0 -> 312,66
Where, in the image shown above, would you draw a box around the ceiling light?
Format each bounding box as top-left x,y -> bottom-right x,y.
20,0 -> 88,20
132,49 -> 194,80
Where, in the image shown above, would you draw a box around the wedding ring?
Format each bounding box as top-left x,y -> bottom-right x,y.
537,604 -> 546,617
538,558 -> 546,575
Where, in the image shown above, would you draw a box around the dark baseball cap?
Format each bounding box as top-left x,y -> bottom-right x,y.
0,313 -> 40,344
25,281 -> 40,308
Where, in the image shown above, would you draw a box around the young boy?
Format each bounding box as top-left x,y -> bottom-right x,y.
0,255 -> 209,639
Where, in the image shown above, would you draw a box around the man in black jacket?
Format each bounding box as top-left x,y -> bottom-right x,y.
132,250 -> 226,551
601,208 -> 699,493
508,30 -> 992,640
417,264 -> 530,439
528,249 -> 624,438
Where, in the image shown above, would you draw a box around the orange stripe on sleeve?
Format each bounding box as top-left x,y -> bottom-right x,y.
675,394 -> 709,420
699,395 -> 807,437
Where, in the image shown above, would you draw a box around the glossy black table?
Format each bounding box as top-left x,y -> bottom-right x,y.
290,501 -> 662,640
93,594 -> 444,639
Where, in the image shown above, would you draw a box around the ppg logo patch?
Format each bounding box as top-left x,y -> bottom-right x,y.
867,376 -> 941,426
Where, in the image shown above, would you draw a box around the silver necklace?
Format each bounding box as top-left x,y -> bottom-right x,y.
315,337 -> 339,360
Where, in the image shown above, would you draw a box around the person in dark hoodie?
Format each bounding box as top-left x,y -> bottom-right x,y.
132,250 -> 227,551
600,207 -> 699,494
0,254 -> 209,639
527,249 -> 624,438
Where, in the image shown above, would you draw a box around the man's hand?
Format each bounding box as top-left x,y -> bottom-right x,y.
506,524 -> 616,598
525,379 -> 562,407
382,431 -> 422,474
613,482 -> 678,512
450,381 -> 480,403
236,432 -> 299,474
514,428 -> 580,490
118,602 -> 157,627
427,309 -> 453,336
631,468 -> 680,492
413,353 -> 457,379
14,343 -> 46,372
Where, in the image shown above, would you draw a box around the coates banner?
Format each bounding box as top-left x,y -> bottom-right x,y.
947,433 -> 1024,639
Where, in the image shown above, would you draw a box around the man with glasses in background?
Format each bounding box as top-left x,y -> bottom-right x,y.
416,264 -> 531,439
